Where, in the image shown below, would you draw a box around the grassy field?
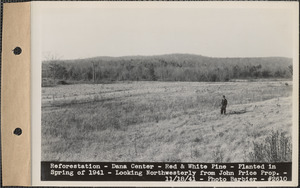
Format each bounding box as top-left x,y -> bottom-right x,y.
42,80 -> 293,162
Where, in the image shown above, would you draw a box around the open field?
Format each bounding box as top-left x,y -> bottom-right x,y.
42,80 -> 292,162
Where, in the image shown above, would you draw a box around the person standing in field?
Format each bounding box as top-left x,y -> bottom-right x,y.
221,95 -> 227,115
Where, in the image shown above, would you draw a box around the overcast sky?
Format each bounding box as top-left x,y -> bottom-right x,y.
36,2 -> 297,60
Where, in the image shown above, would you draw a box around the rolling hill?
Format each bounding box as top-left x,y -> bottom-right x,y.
42,54 -> 293,84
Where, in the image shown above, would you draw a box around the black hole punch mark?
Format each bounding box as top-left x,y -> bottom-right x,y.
13,128 -> 22,136
13,47 -> 22,55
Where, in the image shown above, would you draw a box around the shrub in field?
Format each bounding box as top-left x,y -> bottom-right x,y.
249,130 -> 292,162
42,78 -> 55,87
56,80 -> 69,85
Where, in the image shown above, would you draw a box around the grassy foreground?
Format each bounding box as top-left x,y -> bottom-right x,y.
42,80 -> 292,162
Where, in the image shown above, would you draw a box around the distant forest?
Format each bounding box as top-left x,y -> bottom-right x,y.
42,54 -> 293,85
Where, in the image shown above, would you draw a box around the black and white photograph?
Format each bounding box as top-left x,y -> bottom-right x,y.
29,1 -> 299,186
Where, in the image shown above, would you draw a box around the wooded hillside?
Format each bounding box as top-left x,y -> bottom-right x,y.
42,54 -> 292,85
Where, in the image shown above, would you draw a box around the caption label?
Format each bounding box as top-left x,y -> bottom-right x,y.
41,162 -> 291,182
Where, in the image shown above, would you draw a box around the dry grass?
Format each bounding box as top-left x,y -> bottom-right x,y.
42,80 -> 292,162
249,130 -> 292,162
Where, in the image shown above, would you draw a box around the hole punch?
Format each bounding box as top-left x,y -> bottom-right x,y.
13,47 -> 22,55
13,128 -> 22,136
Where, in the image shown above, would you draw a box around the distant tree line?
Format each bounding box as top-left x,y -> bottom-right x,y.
42,54 -> 293,85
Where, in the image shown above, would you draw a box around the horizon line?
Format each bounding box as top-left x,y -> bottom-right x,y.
42,53 -> 293,61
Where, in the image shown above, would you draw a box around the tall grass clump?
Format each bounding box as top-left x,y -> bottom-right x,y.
213,146 -> 224,163
249,130 -> 292,162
